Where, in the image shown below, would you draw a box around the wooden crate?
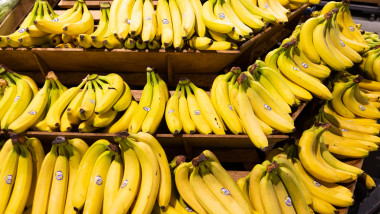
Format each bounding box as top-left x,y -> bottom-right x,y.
228,158 -> 364,214
0,0 -> 309,87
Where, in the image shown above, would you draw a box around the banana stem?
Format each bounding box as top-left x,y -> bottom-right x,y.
52,136 -> 67,145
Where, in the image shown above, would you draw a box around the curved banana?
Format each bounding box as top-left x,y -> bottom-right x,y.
103,153 -> 123,214
230,0 -> 264,31
271,172 -> 297,214
166,85 -> 182,134
63,143 -> 81,214
129,0 -> 144,36
106,100 -> 138,133
79,81 -> 96,121
249,163 -> 267,213
259,172 -> 282,214
0,144 -> 19,214
331,81 -> 356,118
299,16 -> 323,63
178,86 -> 196,134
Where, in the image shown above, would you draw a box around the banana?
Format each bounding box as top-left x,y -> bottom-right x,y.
129,71 -> 153,133
63,143 -> 81,214
222,0 -> 253,38
319,140 -> 364,175
1,74 -> 33,130
259,171 -> 282,214
129,0 -> 144,37
102,153 -> 123,214
188,36 -> 213,50
106,100 -> 138,133
66,89 -> 86,125
169,0 -> 184,50
235,75 -> 268,150
359,77 -> 380,91
113,81 -> 132,112
47,146 -> 69,214
249,163 -> 267,213
340,6 -> 366,44
189,82 -> 225,134
185,84 -> 213,134
271,172 -> 297,214
125,139 -> 160,214
200,164 -> 248,214
310,194 -> 338,214
174,162 -> 207,214
141,0 -> 157,43
188,0 -> 205,37
277,50 -> 333,100
142,73 -> 166,133
79,81 -> 96,120
4,143 -> 33,214
45,78 -> 87,129
64,2 -> 94,35
66,138 -> 88,158
323,104 -> 380,135
95,73 -> 124,114
320,1 -> 342,15
0,144 -> 19,214
0,80 -> 17,121
239,0 -> 276,22
26,2 -> 51,38
25,138 -> 44,209
177,0 -> 196,37
8,79 -> 50,133
331,81 -> 356,118
237,174 -> 250,199
166,85 -> 182,134
108,140 -> 141,214
178,86 -> 196,134
299,16 -> 323,63
83,148 -> 115,214
213,72 -> 243,134
124,37 -> 136,49
253,62 -> 296,107
115,0 -> 133,39
7,70 -> 38,97
202,0 -> 234,33
292,158 -> 354,207
297,125 -> 341,183
189,166 -> 229,214
35,2 -> 83,35
204,160 -> 255,213
32,144 -> 58,214
342,83 -> 380,119
322,133 -> 370,158
230,0 -> 265,31
71,139 -> 110,211
0,139 -> 12,171
108,0 -> 123,36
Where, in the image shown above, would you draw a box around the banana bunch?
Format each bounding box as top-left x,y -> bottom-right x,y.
31,136 -> 88,214
297,5 -> 369,72
164,77 -> 225,135
107,67 -> 168,134
265,40 -> 333,102
0,134 -> 44,214
174,150 -> 255,214
0,66 -> 40,131
359,47 -> 380,81
362,31 -> 380,48
35,0 -> 94,41
35,72 -> 132,133
68,132 -> 171,213
7,71 -> 67,133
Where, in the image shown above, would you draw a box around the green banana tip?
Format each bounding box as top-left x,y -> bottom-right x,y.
87,74 -> 99,81
178,77 -> 190,85
192,153 -> 207,167
230,67 -> 241,74
237,73 -> 246,85
114,131 -> 130,142
52,136 -> 66,145
248,64 -> 258,74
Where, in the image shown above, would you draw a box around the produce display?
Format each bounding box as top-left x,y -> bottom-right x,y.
0,0 -> 380,213
0,0 -> 313,50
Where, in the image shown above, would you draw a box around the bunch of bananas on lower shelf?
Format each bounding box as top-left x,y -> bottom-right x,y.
362,31 -> 380,49
31,137 -> 88,214
106,67 -> 169,134
0,135 -> 44,214
164,78 -> 225,136
359,46 -> 380,82
173,150 -> 255,214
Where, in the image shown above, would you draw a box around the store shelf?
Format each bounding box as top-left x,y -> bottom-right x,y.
0,1 -> 309,87
228,158 -> 364,214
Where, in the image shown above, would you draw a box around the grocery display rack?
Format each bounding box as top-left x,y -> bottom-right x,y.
0,0 -> 369,213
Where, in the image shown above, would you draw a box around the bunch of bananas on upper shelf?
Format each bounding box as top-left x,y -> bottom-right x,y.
173,150 -> 255,214
164,77 -> 225,136
359,46 -> 380,82
208,66 -> 296,150
0,0 -> 311,50
0,134 -> 45,214
106,67 -> 169,134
